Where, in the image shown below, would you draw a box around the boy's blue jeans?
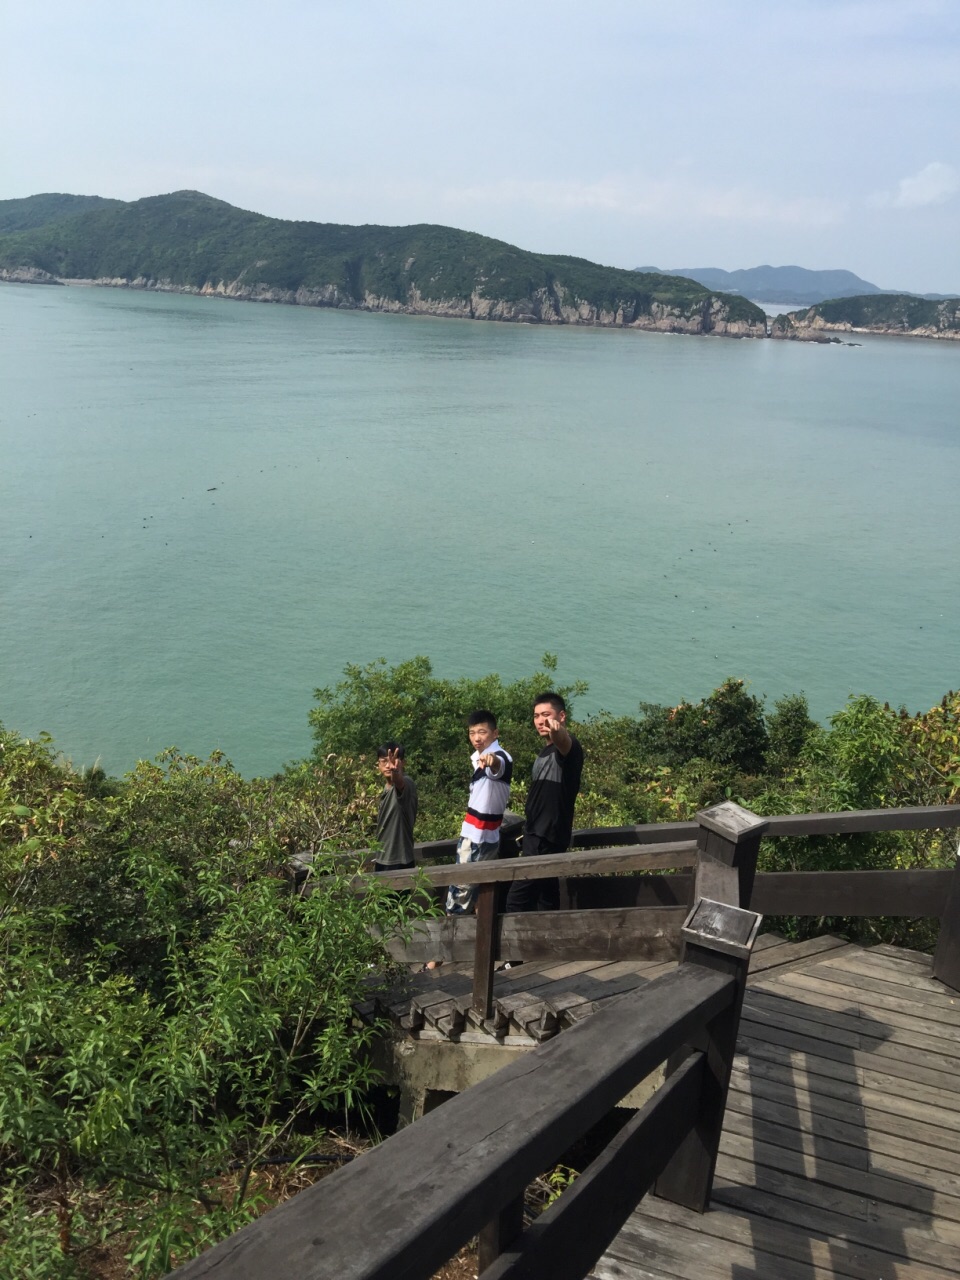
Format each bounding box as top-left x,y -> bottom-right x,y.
445,836 -> 500,914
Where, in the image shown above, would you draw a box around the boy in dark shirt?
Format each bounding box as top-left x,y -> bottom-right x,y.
505,692 -> 584,912
374,741 -> 418,872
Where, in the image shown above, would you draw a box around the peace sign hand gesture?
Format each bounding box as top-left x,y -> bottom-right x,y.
378,746 -> 407,790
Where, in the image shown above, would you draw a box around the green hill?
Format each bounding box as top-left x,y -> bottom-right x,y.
771,293 -> 960,340
0,190 -> 766,335
0,192 -> 125,235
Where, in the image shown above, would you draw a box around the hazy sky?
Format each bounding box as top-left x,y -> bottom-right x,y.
4,1 -> 959,293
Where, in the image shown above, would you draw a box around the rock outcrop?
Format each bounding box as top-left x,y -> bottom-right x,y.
0,266 -> 62,285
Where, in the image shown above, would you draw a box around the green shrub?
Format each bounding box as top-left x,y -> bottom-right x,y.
0,729 -> 430,1276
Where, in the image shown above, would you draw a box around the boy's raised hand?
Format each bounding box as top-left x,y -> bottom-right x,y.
477,751 -> 502,774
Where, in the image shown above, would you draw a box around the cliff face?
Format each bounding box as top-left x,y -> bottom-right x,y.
0,267 -> 766,336
771,296 -> 960,341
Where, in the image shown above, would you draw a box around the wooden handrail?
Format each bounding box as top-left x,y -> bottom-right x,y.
167,802 -> 960,1280
359,840 -> 699,891
324,802 -> 960,1013
319,803 -> 960,867
325,819 -> 699,864
481,1053 -> 704,1280
167,964 -> 737,1280
764,804 -> 960,836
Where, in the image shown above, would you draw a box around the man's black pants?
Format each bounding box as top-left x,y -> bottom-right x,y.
503,834 -> 564,912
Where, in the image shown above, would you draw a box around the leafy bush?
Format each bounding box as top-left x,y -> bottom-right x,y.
0,728 -> 430,1277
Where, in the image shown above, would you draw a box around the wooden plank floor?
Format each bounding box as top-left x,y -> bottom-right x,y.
592,935 -> 960,1280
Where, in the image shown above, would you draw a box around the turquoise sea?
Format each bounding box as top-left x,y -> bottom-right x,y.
2,282 -> 958,777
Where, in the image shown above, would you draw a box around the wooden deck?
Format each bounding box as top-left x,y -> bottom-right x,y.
372,933 -> 960,1277
593,934 -> 960,1280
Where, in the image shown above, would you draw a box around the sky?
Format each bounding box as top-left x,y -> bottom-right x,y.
3,1 -> 959,294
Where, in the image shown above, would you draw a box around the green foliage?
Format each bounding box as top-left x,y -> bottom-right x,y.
0,727 -> 429,1277
766,693 -> 818,775
633,679 -> 769,776
0,194 -> 124,236
775,294 -> 960,334
787,695 -> 910,815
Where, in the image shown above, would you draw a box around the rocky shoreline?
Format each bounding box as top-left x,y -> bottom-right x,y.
0,267 -> 764,337
4,266 -> 958,341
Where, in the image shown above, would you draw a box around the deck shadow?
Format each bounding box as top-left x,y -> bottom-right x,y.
725,981 -> 943,1280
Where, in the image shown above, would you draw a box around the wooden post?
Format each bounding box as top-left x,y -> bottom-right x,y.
478,1193 -> 524,1272
933,844 -> 960,992
654,803 -> 766,1211
473,880 -> 498,1019
692,801 -> 768,909
654,897 -> 761,1212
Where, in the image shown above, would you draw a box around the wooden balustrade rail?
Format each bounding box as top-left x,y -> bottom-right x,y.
325,803 -> 960,869
363,840 -> 699,891
336,802 -> 960,1011
169,802 -> 960,1279
169,947 -> 747,1280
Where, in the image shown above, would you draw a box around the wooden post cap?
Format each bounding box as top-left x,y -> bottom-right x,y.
695,802 -> 768,843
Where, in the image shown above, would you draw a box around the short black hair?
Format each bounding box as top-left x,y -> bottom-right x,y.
376,740 -> 406,759
533,691 -> 566,715
468,709 -> 498,729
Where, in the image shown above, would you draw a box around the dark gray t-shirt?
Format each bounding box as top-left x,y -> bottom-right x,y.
524,737 -> 584,851
376,776 -> 418,866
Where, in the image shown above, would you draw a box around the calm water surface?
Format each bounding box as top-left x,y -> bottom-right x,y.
2,283 -> 958,775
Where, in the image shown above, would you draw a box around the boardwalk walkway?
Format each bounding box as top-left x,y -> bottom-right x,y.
373,932 -> 960,1277
593,934 -> 960,1280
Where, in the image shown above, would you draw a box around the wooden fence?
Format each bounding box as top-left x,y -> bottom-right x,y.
170,801 -> 960,1280
366,801 -> 960,1017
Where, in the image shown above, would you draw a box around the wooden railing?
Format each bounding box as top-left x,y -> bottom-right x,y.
170,888 -> 762,1280
170,801 -> 960,1279
365,801 -> 960,1016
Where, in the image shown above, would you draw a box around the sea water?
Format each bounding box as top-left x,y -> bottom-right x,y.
1,282 -> 958,776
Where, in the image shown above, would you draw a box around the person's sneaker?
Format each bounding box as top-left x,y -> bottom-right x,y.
496,960 -> 522,971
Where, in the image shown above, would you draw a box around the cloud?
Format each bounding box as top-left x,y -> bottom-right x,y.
871,162 -> 960,209
441,175 -> 845,230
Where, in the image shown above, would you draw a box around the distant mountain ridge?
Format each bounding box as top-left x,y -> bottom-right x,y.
635,263 -> 952,306
0,191 -> 765,337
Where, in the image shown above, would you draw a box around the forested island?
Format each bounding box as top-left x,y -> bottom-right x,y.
0,190 -> 764,336
3,190 -> 958,341
771,293 -> 960,341
2,655 -> 959,1274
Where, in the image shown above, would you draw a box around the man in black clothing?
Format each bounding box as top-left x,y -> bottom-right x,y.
505,692 -> 584,912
